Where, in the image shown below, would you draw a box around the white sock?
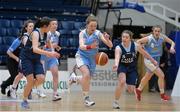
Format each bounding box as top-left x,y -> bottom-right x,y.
138,84 -> 143,91
160,89 -> 164,94
83,91 -> 89,99
36,85 -> 44,93
114,99 -> 119,103
77,75 -> 82,80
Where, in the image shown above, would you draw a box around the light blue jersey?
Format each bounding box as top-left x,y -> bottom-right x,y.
41,31 -> 60,71
77,29 -> 102,57
144,34 -> 166,73
76,29 -> 103,75
8,38 -> 21,52
145,34 -> 165,58
47,31 -> 59,50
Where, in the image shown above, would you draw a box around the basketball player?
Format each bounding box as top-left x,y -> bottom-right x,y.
40,18 -> 61,101
69,14 -> 113,107
135,25 -> 175,101
112,30 -> 157,109
20,17 -> 60,109
8,20 -> 34,99
0,20 -> 34,96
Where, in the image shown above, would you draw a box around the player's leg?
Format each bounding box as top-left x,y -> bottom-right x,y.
135,58 -> 157,101
153,67 -> 170,101
10,72 -> 23,99
49,58 -> 61,101
113,73 -> 126,109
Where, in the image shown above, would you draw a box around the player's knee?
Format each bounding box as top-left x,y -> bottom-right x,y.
52,72 -> 58,79
83,74 -> 91,81
26,75 -> 34,83
19,74 -> 24,78
158,73 -> 165,79
37,75 -> 45,83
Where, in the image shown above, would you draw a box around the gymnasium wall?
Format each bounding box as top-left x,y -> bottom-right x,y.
97,4 -> 165,32
143,0 -> 180,12
97,0 -> 180,33
0,59 -> 118,93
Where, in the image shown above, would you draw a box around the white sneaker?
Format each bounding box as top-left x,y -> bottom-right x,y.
84,96 -> 95,107
10,87 -> 17,99
112,101 -> 120,109
37,90 -> 46,98
68,72 -> 77,86
52,94 -> 62,101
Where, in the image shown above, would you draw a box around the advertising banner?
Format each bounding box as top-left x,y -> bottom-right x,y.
67,58 -> 118,91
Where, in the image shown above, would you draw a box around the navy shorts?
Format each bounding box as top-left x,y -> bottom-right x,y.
18,59 -> 23,73
117,65 -> 137,85
20,51 -> 44,76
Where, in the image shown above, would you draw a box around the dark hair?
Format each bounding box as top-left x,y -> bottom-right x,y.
50,18 -> 58,22
121,30 -> 134,39
19,19 -> 34,39
152,25 -> 162,31
34,16 -> 51,28
86,14 -> 97,25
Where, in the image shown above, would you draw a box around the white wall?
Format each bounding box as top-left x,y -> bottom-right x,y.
97,0 -> 180,33
97,9 -> 166,32
144,0 -> 180,12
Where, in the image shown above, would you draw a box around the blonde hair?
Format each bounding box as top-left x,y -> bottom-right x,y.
86,14 -> 97,25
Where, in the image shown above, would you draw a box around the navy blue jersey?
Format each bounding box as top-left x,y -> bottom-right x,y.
20,29 -> 46,75
22,28 -> 46,59
117,42 -> 138,85
24,28 -> 46,50
119,42 -> 136,67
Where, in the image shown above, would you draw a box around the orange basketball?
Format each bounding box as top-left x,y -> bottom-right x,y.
95,52 -> 109,66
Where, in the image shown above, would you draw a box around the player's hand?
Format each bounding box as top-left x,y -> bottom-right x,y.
47,51 -> 60,58
16,57 -> 19,62
112,65 -> 118,72
55,46 -> 61,51
170,47 -> 176,54
160,63 -> 165,68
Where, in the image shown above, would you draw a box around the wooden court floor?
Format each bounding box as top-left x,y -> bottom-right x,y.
0,90 -> 180,111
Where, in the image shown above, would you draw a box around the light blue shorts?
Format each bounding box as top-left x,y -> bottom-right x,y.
75,53 -> 96,76
144,56 -> 160,73
41,54 -> 59,71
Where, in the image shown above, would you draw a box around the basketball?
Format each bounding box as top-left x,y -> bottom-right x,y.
95,52 -> 109,66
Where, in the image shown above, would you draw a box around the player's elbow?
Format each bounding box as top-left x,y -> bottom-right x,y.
32,47 -> 39,54
136,40 -> 141,44
109,44 -> 113,48
6,50 -> 13,57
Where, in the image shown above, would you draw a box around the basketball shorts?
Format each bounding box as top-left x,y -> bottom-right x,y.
75,53 -> 96,76
117,65 -> 138,85
144,57 -> 160,73
41,55 -> 59,71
